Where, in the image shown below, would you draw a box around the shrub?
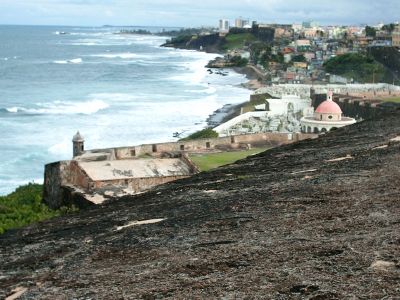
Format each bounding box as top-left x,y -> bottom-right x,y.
180,128 -> 219,141
0,184 -> 76,234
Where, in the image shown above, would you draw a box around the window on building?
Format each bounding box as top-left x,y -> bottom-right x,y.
152,144 -> 157,152
180,145 -> 185,151
328,115 -> 333,119
206,142 -> 211,149
130,149 -> 136,157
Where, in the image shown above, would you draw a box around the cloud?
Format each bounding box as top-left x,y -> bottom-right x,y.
0,0 -> 399,26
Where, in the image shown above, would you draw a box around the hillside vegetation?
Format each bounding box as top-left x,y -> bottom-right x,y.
222,33 -> 257,50
179,128 -> 219,141
0,184 -> 74,234
323,53 -> 389,83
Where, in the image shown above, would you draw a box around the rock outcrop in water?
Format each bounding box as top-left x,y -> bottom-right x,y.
1,111 -> 400,299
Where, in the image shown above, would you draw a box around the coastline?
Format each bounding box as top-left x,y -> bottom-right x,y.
0,29 -> 253,195
204,64 -> 266,128
0,30 -> 258,195
202,56 -> 268,127
160,41 -> 269,129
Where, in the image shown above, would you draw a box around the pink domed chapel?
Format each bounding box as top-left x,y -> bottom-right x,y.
301,91 -> 356,133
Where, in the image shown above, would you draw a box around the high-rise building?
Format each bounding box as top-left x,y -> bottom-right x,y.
219,19 -> 230,33
235,18 -> 243,28
242,20 -> 249,28
392,25 -> 400,47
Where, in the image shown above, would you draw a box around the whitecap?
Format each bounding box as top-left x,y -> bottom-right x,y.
69,58 -> 82,64
48,139 -> 71,156
89,93 -> 139,102
53,58 -> 82,64
53,60 -> 68,64
90,53 -> 139,59
5,107 -> 20,113
6,100 -> 109,115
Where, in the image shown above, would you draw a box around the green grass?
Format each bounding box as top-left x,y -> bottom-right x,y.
0,184 -> 76,234
179,128 -> 218,141
241,96 -> 272,113
382,97 -> 400,103
323,53 -> 386,83
223,33 -> 257,50
189,148 -> 267,171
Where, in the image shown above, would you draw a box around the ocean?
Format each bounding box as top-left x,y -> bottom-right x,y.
0,25 -> 251,195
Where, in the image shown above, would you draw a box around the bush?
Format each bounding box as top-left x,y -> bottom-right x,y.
229,56 -> 249,67
169,34 -> 193,44
323,53 -> 385,83
0,184 -> 76,234
292,54 -> 306,62
180,128 -> 218,141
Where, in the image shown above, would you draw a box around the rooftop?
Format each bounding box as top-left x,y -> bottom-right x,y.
315,99 -> 343,114
72,131 -> 84,142
79,158 -> 194,181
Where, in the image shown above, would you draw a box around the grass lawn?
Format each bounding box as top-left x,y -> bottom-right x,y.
189,148 -> 267,172
381,97 -> 400,103
241,96 -> 271,113
224,33 -> 257,50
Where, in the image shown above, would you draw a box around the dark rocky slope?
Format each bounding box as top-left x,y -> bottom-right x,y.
1,112 -> 400,299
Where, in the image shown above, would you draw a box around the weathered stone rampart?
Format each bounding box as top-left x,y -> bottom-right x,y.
99,132 -> 315,160
44,132 -> 316,209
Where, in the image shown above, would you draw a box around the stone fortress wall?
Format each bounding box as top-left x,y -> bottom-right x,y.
44,131 -> 317,209
90,131 -> 316,161
257,83 -> 400,100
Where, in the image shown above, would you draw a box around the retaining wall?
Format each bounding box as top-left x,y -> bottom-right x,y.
107,132 -> 316,160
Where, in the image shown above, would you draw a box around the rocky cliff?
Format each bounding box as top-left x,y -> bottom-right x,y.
162,33 -> 225,53
1,111 -> 400,299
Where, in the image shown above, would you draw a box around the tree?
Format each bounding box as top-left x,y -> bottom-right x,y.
323,53 -> 385,83
292,55 -> 306,62
365,26 -> 376,37
229,56 -> 249,67
382,23 -> 396,33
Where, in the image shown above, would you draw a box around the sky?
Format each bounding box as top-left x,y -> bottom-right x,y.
0,0 -> 399,27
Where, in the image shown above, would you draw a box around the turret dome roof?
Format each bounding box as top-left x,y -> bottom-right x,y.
72,131 -> 84,142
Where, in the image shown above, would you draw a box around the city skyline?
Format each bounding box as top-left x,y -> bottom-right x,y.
0,0 -> 399,27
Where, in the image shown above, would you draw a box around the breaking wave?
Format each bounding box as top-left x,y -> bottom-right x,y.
90,53 -> 140,59
53,58 -> 82,64
3,99 -> 109,115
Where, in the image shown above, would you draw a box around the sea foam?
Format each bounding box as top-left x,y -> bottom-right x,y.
4,100 -> 109,115
90,53 -> 139,59
54,58 -> 82,64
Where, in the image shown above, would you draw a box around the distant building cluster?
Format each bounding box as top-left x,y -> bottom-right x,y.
216,17 -> 400,85
219,16 -> 253,33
